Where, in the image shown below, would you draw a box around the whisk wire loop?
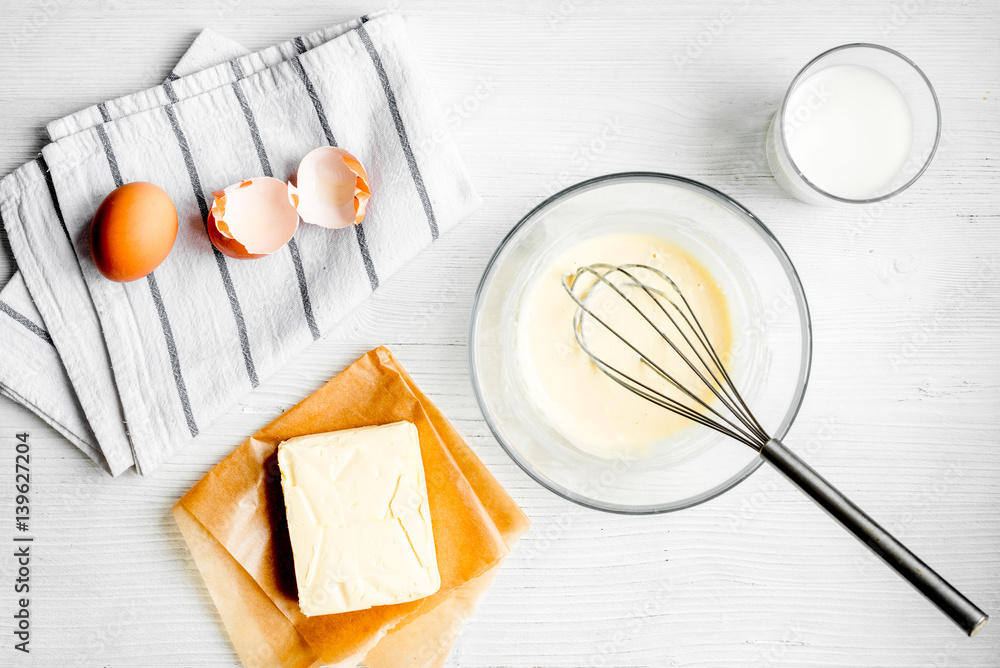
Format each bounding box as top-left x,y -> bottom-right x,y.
562,263 -> 768,449
560,261 -> 988,636
608,263 -> 768,443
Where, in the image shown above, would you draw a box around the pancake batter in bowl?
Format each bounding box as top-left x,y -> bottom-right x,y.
516,232 -> 732,460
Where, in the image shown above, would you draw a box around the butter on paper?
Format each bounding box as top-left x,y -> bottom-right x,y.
173,347 -> 530,667
278,421 -> 440,616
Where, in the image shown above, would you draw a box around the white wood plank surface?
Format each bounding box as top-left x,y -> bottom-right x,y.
0,0 -> 998,666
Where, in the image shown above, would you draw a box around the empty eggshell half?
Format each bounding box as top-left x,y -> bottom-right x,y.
289,146 -> 371,229
207,178 -> 299,259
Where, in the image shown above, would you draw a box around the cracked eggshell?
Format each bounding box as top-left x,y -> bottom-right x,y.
288,146 -> 371,229
207,177 -> 299,259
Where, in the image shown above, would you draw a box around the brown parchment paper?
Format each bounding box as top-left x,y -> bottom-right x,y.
173,347 -> 530,667
363,560 -> 503,668
174,504 -> 323,668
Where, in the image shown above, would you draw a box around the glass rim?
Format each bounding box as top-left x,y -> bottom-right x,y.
468,172 -> 814,515
776,42 -> 942,205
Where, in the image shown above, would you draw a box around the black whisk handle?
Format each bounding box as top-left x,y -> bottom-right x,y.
760,438 -> 988,637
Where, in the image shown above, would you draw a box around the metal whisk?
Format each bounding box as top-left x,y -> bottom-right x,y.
563,263 -> 988,637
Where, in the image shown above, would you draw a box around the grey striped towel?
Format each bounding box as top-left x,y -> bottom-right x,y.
0,11 -> 480,476
0,27 -> 250,474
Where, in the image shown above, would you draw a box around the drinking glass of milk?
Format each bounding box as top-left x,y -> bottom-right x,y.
766,43 -> 941,205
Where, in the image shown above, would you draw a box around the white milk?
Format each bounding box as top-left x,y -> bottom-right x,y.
778,64 -> 913,200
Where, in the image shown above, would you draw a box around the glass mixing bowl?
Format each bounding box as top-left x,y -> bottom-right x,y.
469,173 -> 812,513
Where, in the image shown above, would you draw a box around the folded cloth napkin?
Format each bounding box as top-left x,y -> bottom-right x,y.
0,11 -> 479,475
0,272 -> 100,464
0,28 -> 250,475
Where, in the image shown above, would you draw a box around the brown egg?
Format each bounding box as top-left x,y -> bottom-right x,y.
91,182 -> 178,282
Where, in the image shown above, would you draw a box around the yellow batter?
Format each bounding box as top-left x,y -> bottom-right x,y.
516,233 -> 732,460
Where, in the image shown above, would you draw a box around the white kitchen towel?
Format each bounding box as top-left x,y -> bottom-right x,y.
1,11 -> 478,475
0,271 -> 102,465
0,28 -> 250,476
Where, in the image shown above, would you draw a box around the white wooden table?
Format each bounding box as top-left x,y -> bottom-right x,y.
1,1 -> 997,666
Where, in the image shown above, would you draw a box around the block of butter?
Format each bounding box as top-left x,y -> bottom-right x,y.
277,421 -> 440,617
